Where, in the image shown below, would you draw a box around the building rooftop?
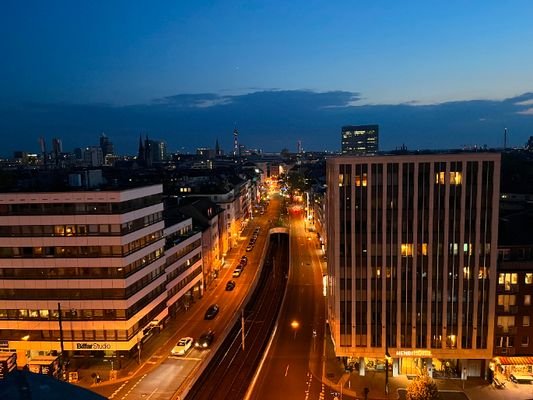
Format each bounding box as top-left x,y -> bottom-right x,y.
0,370 -> 106,400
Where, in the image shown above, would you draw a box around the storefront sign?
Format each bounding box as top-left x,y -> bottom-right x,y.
0,340 -> 8,348
75,342 -> 112,350
395,350 -> 432,357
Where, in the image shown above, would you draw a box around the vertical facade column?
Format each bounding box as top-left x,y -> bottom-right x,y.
472,160 -> 483,349
427,162 -> 435,349
412,162 -> 419,348
442,161 -> 451,349
396,162 -> 403,349
457,160 -> 467,349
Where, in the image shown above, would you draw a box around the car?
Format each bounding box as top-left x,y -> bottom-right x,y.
240,256 -> 248,266
171,337 -> 193,356
232,268 -> 242,277
246,245 -> 253,252
225,280 -> 236,291
195,330 -> 215,349
204,304 -> 219,320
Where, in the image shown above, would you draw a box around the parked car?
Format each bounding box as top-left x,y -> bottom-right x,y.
225,280 -> 236,291
195,330 -> 215,349
246,245 -> 253,252
171,337 -> 193,356
204,304 -> 220,320
240,256 -> 248,266
232,268 -> 242,278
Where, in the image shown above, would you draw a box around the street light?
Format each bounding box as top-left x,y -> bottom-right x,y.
291,320 -> 300,339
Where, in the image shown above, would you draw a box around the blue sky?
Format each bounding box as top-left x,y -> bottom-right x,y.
1,1 -> 533,154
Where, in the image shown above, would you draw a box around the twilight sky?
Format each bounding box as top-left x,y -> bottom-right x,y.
1,1 -> 533,155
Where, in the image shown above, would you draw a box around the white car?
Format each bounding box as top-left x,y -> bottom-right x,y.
171,337 -> 193,356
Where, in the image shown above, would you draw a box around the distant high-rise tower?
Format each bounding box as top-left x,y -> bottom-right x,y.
215,138 -> 221,156
341,124 -> 379,155
233,128 -> 239,159
138,135 -> 145,162
504,128 -> 508,150
100,132 -> 114,157
297,140 -> 302,154
52,138 -> 63,166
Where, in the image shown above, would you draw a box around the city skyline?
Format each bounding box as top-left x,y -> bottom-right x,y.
1,1 -> 533,154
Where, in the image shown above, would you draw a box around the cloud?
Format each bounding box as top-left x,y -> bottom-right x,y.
517,107 -> 533,115
1,89 -> 533,156
515,99 -> 533,106
153,93 -> 232,108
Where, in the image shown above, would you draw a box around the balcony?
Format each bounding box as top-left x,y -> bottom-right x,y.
496,305 -> 519,314
498,284 -> 519,293
494,347 -> 516,355
496,326 -> 517,335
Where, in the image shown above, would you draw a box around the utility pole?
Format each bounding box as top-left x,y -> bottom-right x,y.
58,302 -> 66,378
137,337 -> 141,364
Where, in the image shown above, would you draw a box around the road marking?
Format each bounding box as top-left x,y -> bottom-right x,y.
179,357 -> 203,361
145,387 -> 158,400
285,364 -> 290,377
109,380 -> 129,399
121,374 -> 147,399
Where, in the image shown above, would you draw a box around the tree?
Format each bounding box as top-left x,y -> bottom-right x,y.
406,372 -> 440,400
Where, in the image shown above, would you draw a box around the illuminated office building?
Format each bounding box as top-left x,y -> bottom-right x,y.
326,152 -> 501,377
341,124 -> 379,155
0,185 -> 171,364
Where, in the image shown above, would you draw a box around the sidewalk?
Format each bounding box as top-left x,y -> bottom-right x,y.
71,244 -> 243,390
321,338 -> 533,400
71,301 -> 200,389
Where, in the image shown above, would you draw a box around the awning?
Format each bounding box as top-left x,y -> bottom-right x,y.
497,356 -> 533,365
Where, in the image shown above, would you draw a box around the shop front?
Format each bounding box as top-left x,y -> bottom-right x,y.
492,356 -> 533,383
350,350 -> 485,379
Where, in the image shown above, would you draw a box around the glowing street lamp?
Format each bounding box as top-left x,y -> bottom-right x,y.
291,320 -> 300,339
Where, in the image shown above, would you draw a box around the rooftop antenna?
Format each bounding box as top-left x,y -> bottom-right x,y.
233,126 -> 239,159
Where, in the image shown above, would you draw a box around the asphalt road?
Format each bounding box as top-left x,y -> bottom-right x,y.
91,197 -> 282,400
249,208 -> 335,400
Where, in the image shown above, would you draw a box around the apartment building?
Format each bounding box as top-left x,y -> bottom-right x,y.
326,152 -> 501,378
493,193 -> 533,375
